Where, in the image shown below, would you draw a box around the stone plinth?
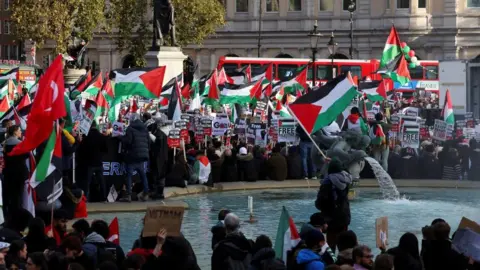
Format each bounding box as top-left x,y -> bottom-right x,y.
145,47 -> 187,86
64,68 -> 87,85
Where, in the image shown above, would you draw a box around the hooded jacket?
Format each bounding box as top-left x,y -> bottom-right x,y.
296,249 -> 325,270
267,152 -> 288,181
3,136 -> 29,214
143,235 -> 200,270
211,221 -> 226,250
211,231 -> 252,270
317,171 -> 352,229
237,153 -> 258,182
83,232 -> 107,267
249,248 -> 285,270
121,119 -> 150,164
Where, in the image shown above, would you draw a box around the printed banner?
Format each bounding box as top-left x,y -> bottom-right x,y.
168,128 -> 181,148
277,118 -> 297,143
111,122 -> 126,137
234,118 -> 248,135
401,126 -> 420,149
432,119 -> 447,142
211,117 -> 230,136
201,117 -> 213,136
456,120 -> 466,138
246,123 -> 267,147
465,112 -> 475,128
418,119 -> 429,140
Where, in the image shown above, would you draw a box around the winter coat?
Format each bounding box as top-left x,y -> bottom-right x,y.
336,248 -> 354,266
469,148 -> 480,180
143,235 -> 200,270
149,128 -> 168,179
23,234 -> 56,254
211,232 -> 253,270
287,147 -> 303,179
418,152 -> 441,179
266,153 -> 288,181
387,246 -> 422,270
387,152 -> 403,179
237,153 -> 258,182
121,119 -> 150,164
77,127 -> 107,167
166,161 -> 189,188
249,248 -> 285,270
211,221 -> 226,250
296,249 -> 325,270
316,171 -> 352,230
221,154 -> 238,182
422,239 -> 470,270
209,154 -> 224,185
83,232 -> 107,267
254,153 -> 268,180
3,136 -> 28,214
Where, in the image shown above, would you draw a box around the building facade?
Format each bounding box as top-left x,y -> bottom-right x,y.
28,0 -> 480,75
0,0 -> 22,61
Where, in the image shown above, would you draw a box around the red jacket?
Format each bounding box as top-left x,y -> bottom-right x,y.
74,195 -> 88,218
45,225 -> 65,246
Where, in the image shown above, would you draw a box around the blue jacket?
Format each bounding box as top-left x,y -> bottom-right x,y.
296,249 -> 325,270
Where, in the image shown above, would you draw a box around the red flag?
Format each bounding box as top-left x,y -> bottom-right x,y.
181,83 -> 191,99
108,217 -> 120,245
9,55 -> 66,156
131,99 -> 138,113
17,93 -> 32,111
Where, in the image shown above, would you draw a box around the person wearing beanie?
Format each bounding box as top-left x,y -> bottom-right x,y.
296,229 -> 326,270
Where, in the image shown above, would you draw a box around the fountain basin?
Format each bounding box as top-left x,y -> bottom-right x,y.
90,187 -> 480,269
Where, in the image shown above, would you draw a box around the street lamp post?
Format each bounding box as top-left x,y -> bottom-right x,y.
308,20 -> 321,87
327,32 -> 338,79
347,0 -> 356,59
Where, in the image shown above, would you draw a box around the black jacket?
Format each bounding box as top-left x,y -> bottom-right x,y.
121,119 -> 150,164
3,136 -> 29,214
149,128 -> 168,178
422,239 -> 470,270
387,246 -> 422,270
143,235 -> 199,270
211,221 -> 226,250
418,152 -> 441,179
211,232 -> 253,270
209,154 -> 224,185
78,128 -> 107,167
237,154 -> 258,182
221,154 -> 238,182
287,149 -> 303,180
249,248 -> 285,270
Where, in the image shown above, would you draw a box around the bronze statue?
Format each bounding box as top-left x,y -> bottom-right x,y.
152,0 -> 177,49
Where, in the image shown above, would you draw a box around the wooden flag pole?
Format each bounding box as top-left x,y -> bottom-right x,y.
285,106 -> 328,159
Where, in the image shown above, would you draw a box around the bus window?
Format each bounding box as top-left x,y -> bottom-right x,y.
223,63 -> 238,74
408,65 -> 423,79
250,64 -> 264,77
278,64 -> 298,80
340,65 -> 362,78
425,65 -> 438,79
307,66 -> 313,80
317,65 -> 335,80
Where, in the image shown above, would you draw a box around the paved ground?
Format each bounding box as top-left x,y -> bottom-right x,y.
86,179 -> 480,214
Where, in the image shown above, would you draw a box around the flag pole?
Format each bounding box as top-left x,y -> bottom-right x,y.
285,106 -> 328,159
50,120 -> 58,231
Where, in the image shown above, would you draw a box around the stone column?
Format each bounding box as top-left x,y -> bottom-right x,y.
194,49 -> 201,77
97,47 -> 112,72
410,0 -> 418,14
210,49 -> 217,70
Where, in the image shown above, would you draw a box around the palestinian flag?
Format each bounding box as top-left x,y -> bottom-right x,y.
94,90 -> 110,119
288,73 -> 357,134
442,89 -> 455,125
0,94 -> 32,124
274,206 -> 300,261
377,53 -> 411,86
203,70 -> 220,106
167,77 -> 182,121
229,103 -> 240,123
198,71 -> 215,96
159,77 -> 177,110
370,123 -> 386,145
219,81 -> 261,105
0,96 -> 11,118
269,100 -> 291,118
0,80 -> 8,99
189,81 -> 202,111
380,26 -> 403,68
70,70 -> 92,99
0,68 -> 19,82
359,80 -> 387,102
194,156 -> 211,185
81,72 -> 103,101
181,83 -> 191,100
280,65 -> 308,94
108,217 -> 120,245
251,63 -> 273,97
103,78 -> 115,101
110,67 -> 166,99
229,65 -> 252,84
7,79 -> 15,101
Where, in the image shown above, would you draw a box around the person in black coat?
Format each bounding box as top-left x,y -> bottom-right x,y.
165,153 -> 190,188
90,220 -> 126,269
469,139 -> 480,180
146,118 -> 168,199
77,122 -> 108,200
253,146 -> 267,180
249,235 -> 285,270
418,144 -> 441,179
221,149 -> 238,182
3,125 -> 29,217
23,218 -> 56,254
237,147 -> 258,182
287,146 -> 303,180
387,232 -> 422,270
120,113 -> 150,202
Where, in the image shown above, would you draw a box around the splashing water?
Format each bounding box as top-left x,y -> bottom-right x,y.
364,157 -> 400,200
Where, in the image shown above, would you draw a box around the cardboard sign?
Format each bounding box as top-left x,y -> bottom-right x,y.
401,126 -> 420,149
277,118 -> 297,143
168,128 -> 181,148
112,122 -> 126,137
246,123 -> 267,147
418,119 -> 429,139
234,118 -> 248,135
201,117 -> 213,136
142,206 -> 185,237
375,216 -> 388,249
180,114 -> 192,130
174,120 -> 189,140
465,112 -> 475,128
212,117 -> 230,136
432,119 -> 447,141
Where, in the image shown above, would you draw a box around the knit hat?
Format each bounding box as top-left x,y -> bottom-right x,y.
305,229 -> 325,249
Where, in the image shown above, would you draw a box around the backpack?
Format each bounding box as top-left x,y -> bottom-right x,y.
222,242 -> 252,270
315,180 -> 336,213
369,124 -> 386,146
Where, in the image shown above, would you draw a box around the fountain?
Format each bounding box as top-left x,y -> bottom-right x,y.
364,157 -> 400,200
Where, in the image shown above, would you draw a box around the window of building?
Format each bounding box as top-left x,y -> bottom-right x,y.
288,0 -> 302,11
425,66 -> 438,79
467,0 -> 480,7
343,0 -> 355,11
340,65 -> 362,78
4,0 -> 9,10
3,21 -> 10,34
418,0 -> 426,8
278,64 -> 298,81
236,0 -> 248,12
408,65 -> 423,79
9,45 -> 17,60
320,0 -> 333,11
2,45 -> 8,60
317,65 -> 335,80
397,0 -> 409,9
266,0 -> 279,12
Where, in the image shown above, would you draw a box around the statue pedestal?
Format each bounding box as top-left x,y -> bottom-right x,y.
145,47 -> 187,86
64,68 -> 87,85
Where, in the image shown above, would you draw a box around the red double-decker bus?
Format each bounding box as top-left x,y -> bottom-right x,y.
217,56 -> 439,96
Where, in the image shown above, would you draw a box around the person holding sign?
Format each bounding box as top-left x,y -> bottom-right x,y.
119,114 -> 150,202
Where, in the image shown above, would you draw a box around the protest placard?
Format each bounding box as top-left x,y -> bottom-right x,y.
167,128 -> 181,148
180,114 -> 192,130
246,123 -> 267,147
277,118 -> 297,143
212,117 -> 230,136
401,126 -> 420,149
418,119 -> 429,140
466,112 -> 475,128
234,118 -> 248,135
111,122 -> 126,137
452,217 -> 480,262
376,217 -> 388,249
143,206 -> 185,237
201,117 -> 213,136
432,119 -> 447,141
